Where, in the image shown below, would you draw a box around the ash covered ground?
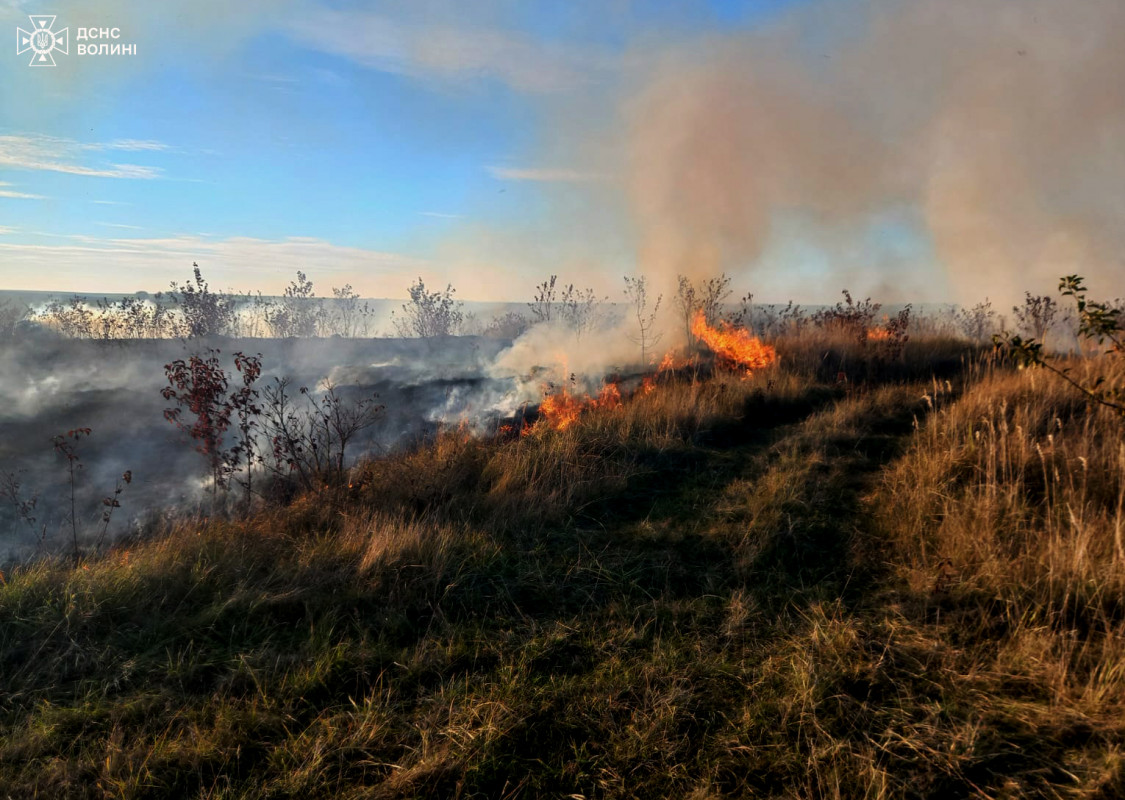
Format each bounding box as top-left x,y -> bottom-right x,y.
0,334 -> 519,559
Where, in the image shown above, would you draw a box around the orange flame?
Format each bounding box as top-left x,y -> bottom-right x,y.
536,381 -> 623,431
593,382 -> 622,410
538,388 -> 586,431
658,351 -> 694,372
690,312 -> 776,374
866,328 -> 894,342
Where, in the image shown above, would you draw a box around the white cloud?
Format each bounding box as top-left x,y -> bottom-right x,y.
0,134 -> 164,179
286,9 -> 609,93
93,139 -> 171,152
0,181 -> 45,199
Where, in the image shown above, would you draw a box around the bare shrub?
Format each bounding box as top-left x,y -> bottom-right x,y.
168,264 -> 236,338
392,278 -> 464,338
955,299 -> 997,344
623,276 -> 663,364
261,378 -> 384,492
811,290 -> 881,343
266,271 -> 325,338
1012,292 -> 1059,343
0,299 -> 29,339
482,311 -> 530,339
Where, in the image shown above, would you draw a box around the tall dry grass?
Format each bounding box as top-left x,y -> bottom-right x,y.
878,357 -> 1125,714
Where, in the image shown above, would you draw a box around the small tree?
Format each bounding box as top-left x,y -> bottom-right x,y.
162,350 -> 235,495
329,284 -> 373,337
228,353 -> 263,512
674,274 -> 732,345
392,278 -> 464,338
623,276 -> 663,364
674,276 -> 699,344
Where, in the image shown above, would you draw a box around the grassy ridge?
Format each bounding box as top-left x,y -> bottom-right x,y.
2,340 -> 1123,798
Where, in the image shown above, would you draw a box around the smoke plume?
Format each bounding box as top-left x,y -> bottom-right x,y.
621,0 -> 1125,303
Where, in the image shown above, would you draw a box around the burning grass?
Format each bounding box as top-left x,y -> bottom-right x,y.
691,310 -> 777,374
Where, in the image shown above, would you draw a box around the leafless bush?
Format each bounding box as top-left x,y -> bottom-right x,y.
558,283 -> 605,342
528,275 -> 558,323
392,278 -> 464,338
1012,291 -> 1059,343
0,299 -> 29,339
327,284 -> 374,337
93,294 -> 178,338
37,296 -> 95,338
168,264 -> 236,338
261,378 -> 384,492
623,276 -> 663,364
675,274 -> 732,344
266,271 -> 325,338
955,299 -> 998,344
482,311 -> 530,339
811,290 -> 880,343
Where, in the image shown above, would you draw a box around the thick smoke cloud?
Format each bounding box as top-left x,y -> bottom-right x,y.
621,0 -> 1125,303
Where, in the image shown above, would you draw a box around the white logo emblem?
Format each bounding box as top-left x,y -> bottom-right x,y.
16,15 -> 69,67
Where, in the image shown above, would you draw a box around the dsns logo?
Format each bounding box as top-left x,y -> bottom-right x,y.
16,15 -> 69,67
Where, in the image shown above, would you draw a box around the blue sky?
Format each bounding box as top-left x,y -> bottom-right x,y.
5,0 -> 889,300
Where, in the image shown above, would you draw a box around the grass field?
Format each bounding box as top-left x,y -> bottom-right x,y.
2,334 -> 1123,798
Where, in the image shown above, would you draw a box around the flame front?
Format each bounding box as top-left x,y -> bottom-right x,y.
690,312 -> 776,374
538,389 -> 585,431
536,382 -> 623,432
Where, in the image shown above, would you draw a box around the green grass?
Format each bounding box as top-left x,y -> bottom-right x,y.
2,340 -> 1124,798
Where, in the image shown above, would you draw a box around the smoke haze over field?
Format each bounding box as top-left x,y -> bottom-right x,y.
0,336 -> 513,560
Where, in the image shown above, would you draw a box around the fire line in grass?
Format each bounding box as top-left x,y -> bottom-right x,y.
522,317 -> 777,433
690,311 -> 777,374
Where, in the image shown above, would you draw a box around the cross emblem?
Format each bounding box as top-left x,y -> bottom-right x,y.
16,15 -> 69,67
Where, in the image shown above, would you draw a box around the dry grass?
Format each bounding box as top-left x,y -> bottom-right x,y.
876,358 -> 1125,731
3,337 -> 1125,798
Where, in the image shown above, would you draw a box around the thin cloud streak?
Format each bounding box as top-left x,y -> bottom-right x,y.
0,134 -> 165,179
0,181 -> 45,199
286,9 -> 611,94
0,233 -> 433,296
487,166 -> 603,182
